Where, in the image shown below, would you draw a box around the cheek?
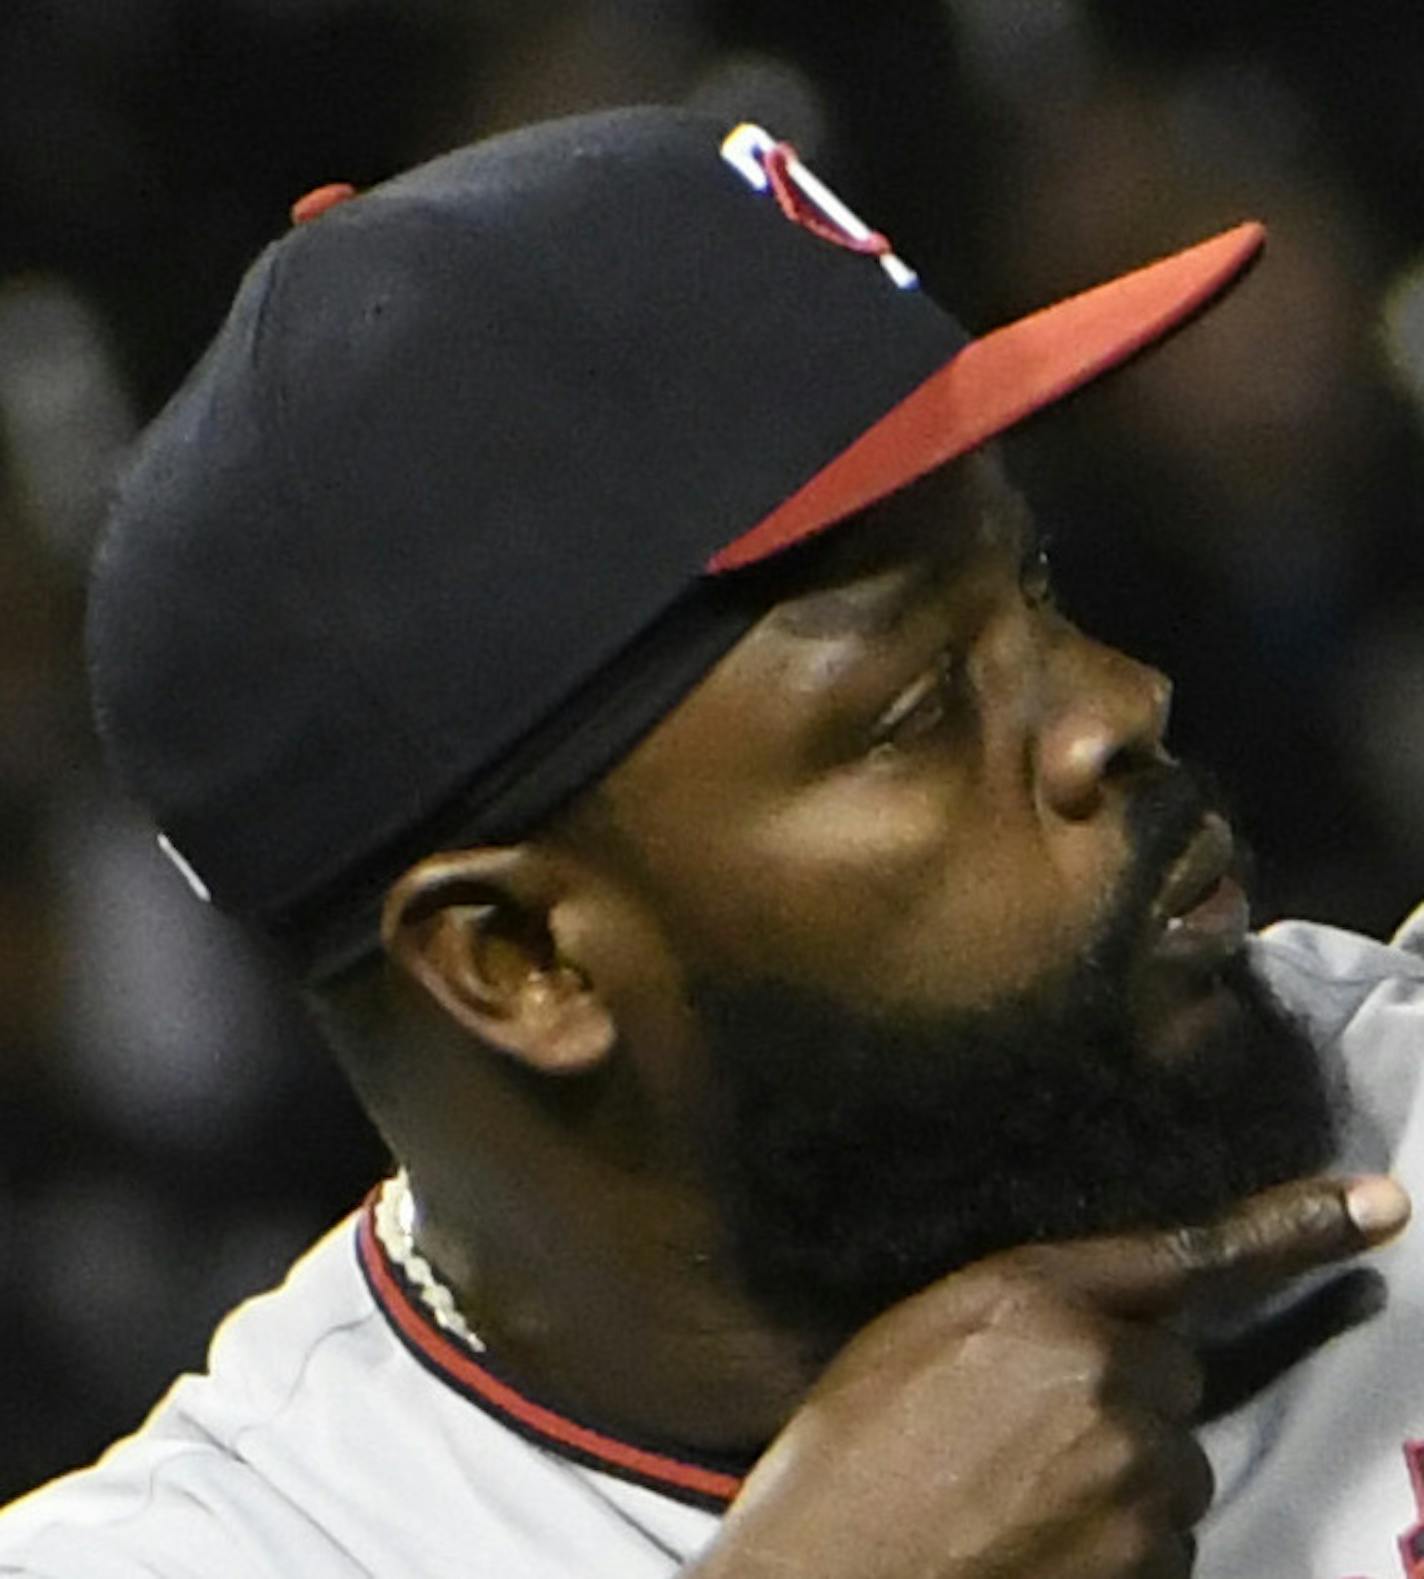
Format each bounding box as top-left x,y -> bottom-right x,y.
669,772 -> 1127,1013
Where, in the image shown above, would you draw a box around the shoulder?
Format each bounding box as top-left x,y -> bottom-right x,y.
0,1210 -> 706,1579
1251,905 -> 1424,1049
1253,906 -> 1424,1177
0,1214 -> 385,1579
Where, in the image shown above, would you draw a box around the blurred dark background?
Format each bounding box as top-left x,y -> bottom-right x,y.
4,0 -> 1424,1498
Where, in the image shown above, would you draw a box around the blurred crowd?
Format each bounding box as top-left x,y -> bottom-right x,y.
4,0 -> 1424,1498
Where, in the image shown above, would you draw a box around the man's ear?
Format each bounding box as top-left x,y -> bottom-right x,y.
379,845 -> 616,1076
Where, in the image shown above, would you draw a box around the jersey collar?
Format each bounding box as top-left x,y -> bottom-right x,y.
356,1189 -> 747,1511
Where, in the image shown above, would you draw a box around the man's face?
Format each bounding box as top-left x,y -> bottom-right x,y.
582,453 -> 1336,1331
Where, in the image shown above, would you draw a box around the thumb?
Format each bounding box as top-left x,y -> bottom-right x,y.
1003,1174 -> 1411,1320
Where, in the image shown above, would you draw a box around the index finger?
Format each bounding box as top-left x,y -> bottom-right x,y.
1007,1174 -> 1410,1320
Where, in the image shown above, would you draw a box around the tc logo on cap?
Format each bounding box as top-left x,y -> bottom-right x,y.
720,123 -> 918,291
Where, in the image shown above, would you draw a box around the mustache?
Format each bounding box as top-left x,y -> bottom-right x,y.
1092,761 -> 1252,966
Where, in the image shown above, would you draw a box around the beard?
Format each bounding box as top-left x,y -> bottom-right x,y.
691,766 -> 1341,1338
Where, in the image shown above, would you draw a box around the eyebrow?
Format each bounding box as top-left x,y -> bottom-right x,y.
767,562 -> 925,640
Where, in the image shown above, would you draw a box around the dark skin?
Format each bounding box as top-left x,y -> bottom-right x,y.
369,453 -> 1409,1576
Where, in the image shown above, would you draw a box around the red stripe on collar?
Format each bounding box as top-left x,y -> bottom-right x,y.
356,1193 -> 745,1511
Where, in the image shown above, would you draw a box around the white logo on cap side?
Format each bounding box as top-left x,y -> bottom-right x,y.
157,831 -> 213,904
720,123 -> 919,291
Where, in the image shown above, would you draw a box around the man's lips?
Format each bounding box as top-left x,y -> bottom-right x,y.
1148,812 -> 1250,966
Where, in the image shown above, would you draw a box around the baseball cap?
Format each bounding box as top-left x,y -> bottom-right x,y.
87,106 -> 1264,978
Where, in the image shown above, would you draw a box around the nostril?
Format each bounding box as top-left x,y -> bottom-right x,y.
1101,665 -> 1173,782
1039,712 -> 1119,821
1039,665 -> 1172,819
1035,642 -> 1174,821
1106,719 -> 1171,781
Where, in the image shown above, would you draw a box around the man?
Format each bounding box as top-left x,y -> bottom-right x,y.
0,106 -> 1419,1578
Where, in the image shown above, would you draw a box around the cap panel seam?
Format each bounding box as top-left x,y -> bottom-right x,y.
255,241 -> 438,853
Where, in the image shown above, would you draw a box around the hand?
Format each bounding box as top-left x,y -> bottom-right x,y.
685,1174 -> 1410,1579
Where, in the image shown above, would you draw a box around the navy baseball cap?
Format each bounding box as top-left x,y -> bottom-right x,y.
87,106 -> 1264,978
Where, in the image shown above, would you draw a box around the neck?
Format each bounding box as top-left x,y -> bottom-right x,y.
397,1160 -> 823,1455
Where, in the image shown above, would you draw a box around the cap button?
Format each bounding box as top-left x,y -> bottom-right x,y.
290,182 -> 358,226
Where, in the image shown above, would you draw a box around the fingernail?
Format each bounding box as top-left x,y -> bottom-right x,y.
1346,1176 -> 1411,1240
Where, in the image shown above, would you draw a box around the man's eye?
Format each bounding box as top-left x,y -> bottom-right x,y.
870,648 -> 957,749
1020,540 -> 1056,609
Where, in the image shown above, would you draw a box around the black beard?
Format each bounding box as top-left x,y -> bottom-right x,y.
692,768 -> 1340,1338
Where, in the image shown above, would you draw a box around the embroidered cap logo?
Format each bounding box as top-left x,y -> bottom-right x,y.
720,123 -> 919,290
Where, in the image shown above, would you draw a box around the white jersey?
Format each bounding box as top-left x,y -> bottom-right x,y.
1200,907 -> 1424,1579
2,910 -> 1423,1579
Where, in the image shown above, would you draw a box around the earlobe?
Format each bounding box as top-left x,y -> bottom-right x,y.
380,847 -> 616,1076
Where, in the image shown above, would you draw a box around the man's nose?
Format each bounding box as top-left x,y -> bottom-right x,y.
1035,637 -> 1173,822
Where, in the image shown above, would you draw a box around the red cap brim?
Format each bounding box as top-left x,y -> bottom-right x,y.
707,221 -> 1265,573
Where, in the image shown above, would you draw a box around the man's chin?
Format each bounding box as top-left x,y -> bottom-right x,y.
1130,949 -> 1258,1065
694,942 -> 1340,1340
